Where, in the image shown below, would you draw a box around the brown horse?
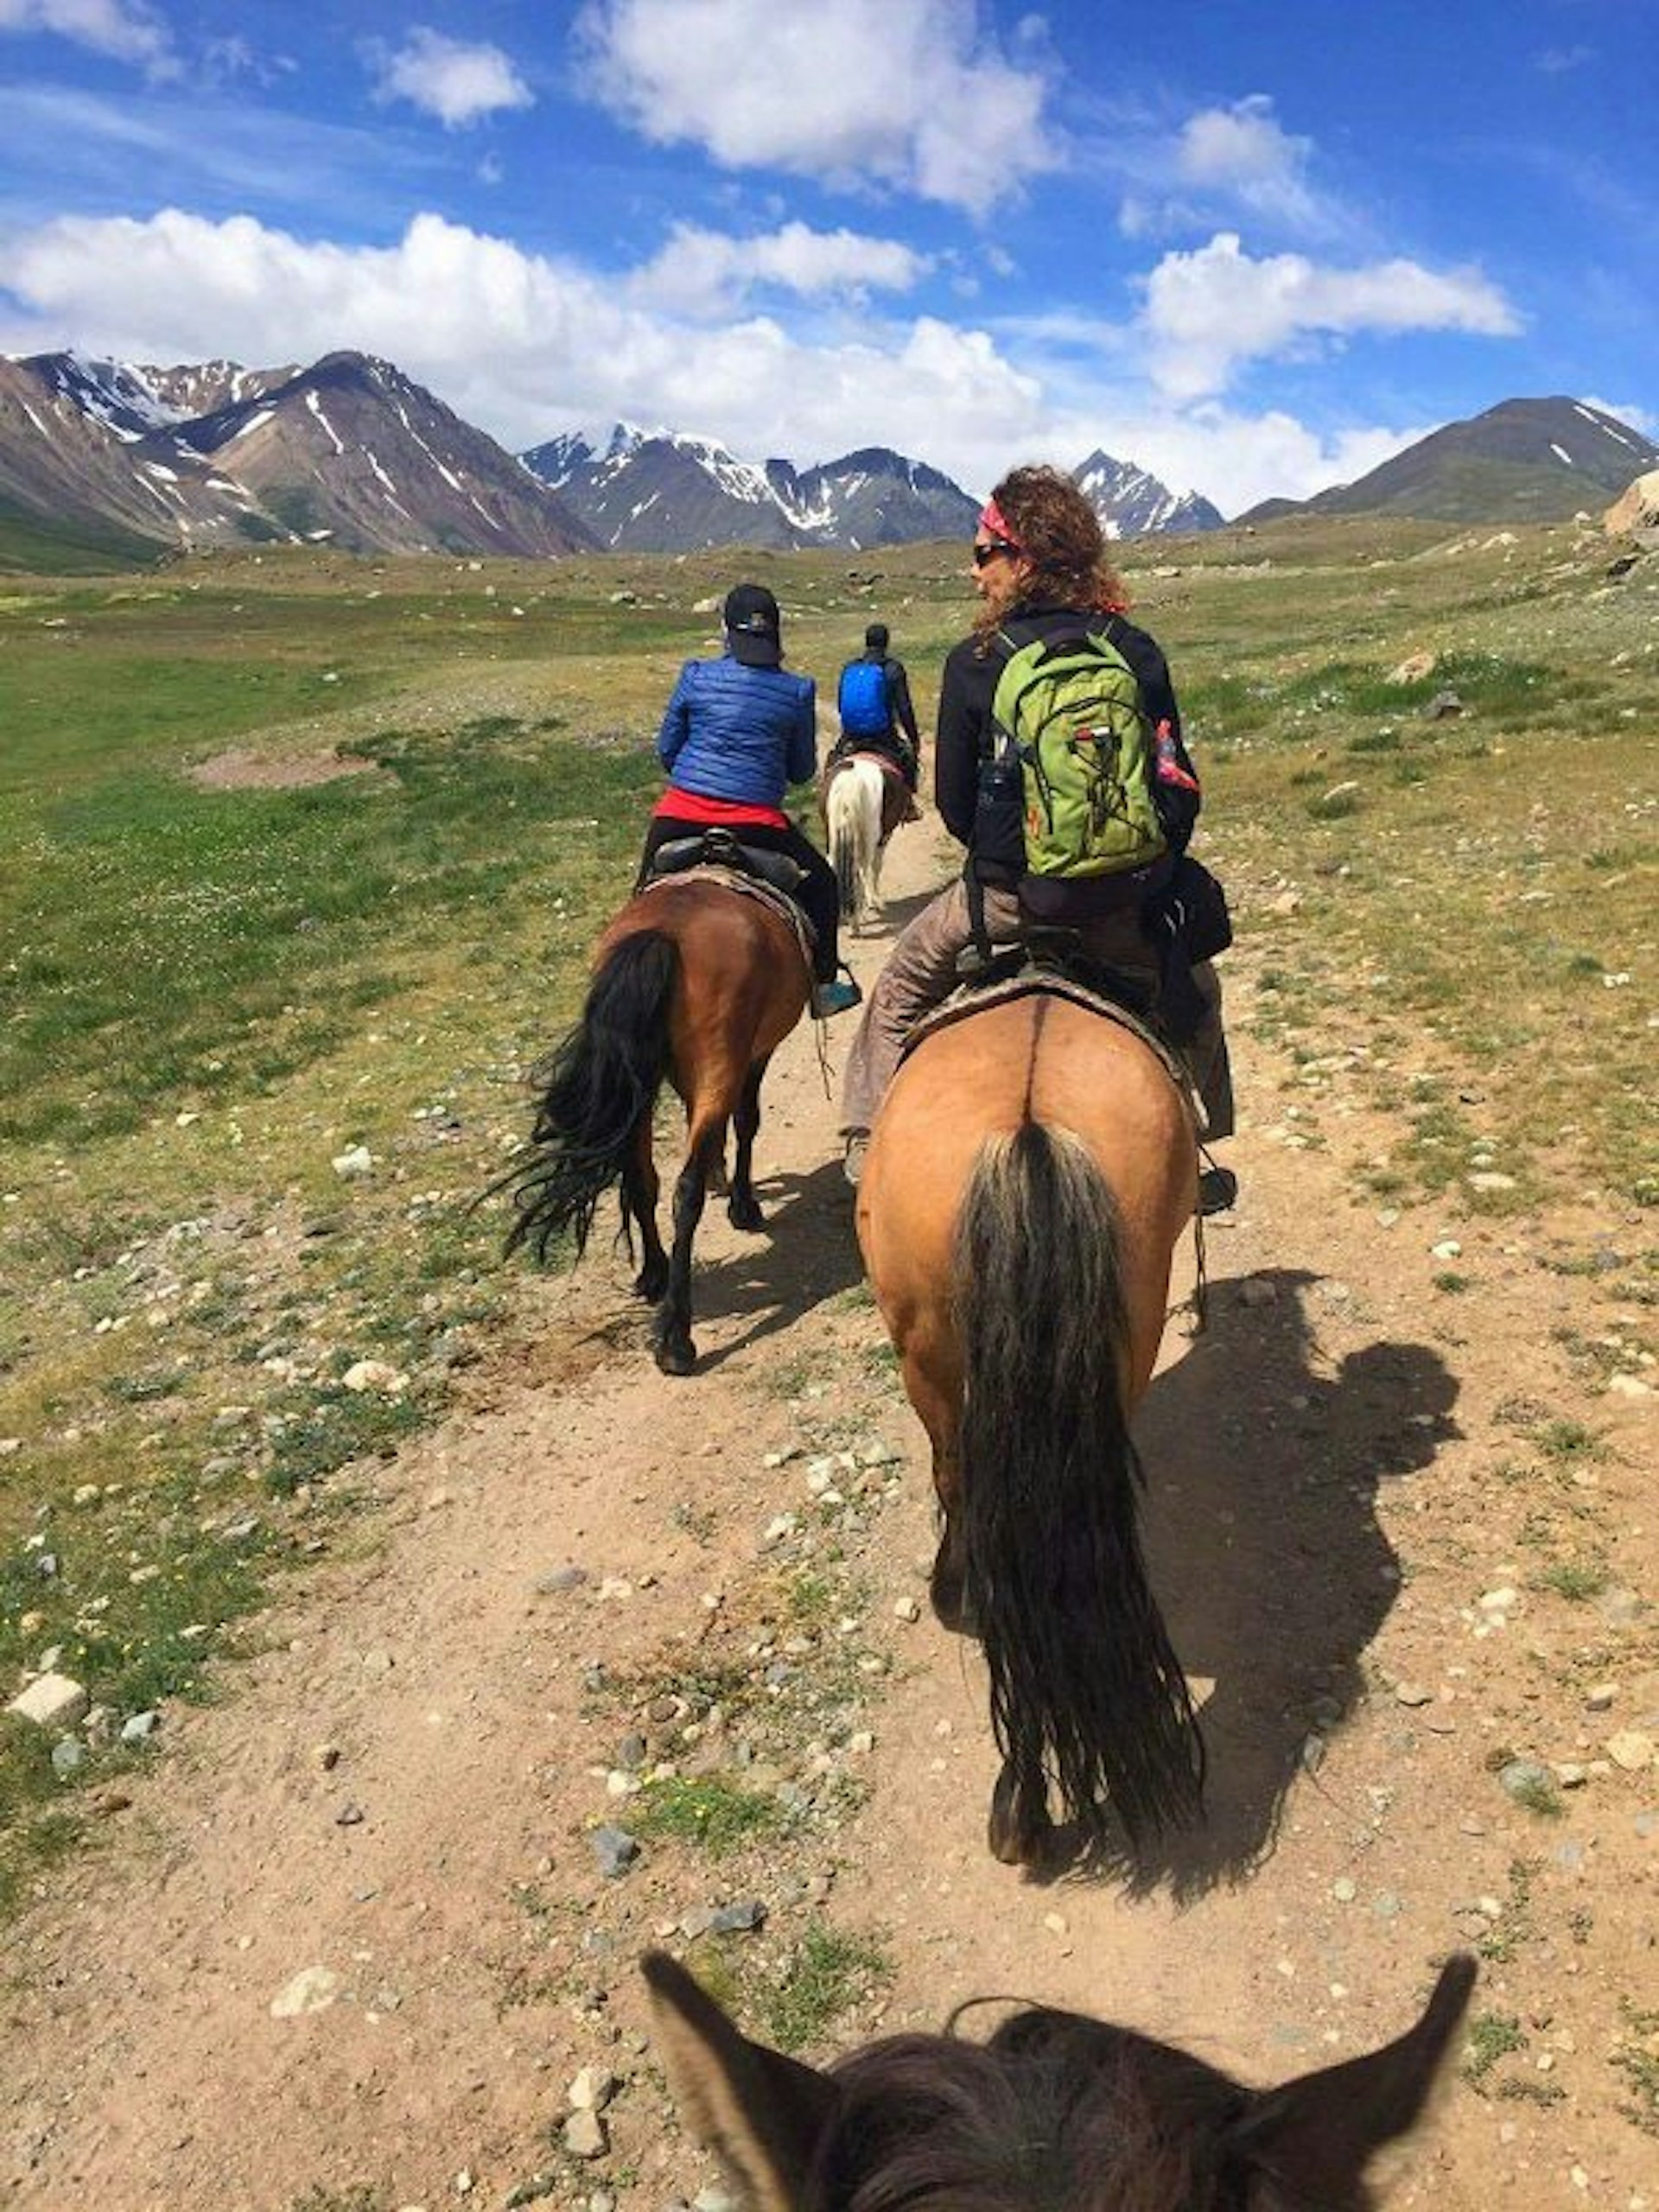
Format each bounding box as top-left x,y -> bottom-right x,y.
645,1947 -> 1476,2212
855,989 -> 1202,1866
502,873 -> 810,1374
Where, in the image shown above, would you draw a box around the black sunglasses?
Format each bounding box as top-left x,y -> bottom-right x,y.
972,538 -> 1017,569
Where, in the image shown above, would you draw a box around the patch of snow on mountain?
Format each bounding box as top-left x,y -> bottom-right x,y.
394,404 -> 464,491
305,390 -> 345,454
1550,442 -> 1574,467
228,408 -> 276,442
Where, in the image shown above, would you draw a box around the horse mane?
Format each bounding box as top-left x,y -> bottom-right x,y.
815,2012 -> 1250,2212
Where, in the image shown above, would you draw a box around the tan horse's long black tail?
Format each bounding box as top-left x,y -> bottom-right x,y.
954,1121 -> 1204,1847
503,929 -> 677,1263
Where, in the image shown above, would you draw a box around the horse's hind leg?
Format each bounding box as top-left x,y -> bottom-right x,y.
623,1117 -> 668,1302
653,1126 -> 721,1376
728,1059 -> 769,1234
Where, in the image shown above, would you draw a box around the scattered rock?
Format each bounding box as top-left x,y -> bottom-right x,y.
1606,1731 -> 1655,1773
331,1145 -> 375,1179
709,1898 -> 766,1934
568,2066 -> 619,2113
1388,650 -> 1438,684
270,1965 -> 342,2018
119,1710 -> 160,1745
341,1359 -> 407,1395
8,1673 -> 90,1730
535,1565 -> 589,1594
563,2110 -> 608,2160
1423,690 -> 1465,720
592,1826 -> 639,1879
1394,1681 -> 1433,1707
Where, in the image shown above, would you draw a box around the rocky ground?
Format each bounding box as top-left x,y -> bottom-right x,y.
3,815 -> 1655,2212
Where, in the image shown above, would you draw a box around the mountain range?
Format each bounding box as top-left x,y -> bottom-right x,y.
0,346 -> 1652,572
520,424 -> 983,553
0,350 -> 594,563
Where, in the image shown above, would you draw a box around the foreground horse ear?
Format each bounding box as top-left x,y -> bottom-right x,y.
643,1951 -> 841,2212
1229,1955 -> 1476,2204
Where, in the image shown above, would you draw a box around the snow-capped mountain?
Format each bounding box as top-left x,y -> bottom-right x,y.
0,348 -> 594,557
1074,450 -> 1224,538
520,426 -> 978,552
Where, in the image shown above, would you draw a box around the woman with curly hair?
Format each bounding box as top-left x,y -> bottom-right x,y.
839,463 -> 1235,1203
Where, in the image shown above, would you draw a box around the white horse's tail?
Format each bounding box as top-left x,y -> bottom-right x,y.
827,757 -> 887,928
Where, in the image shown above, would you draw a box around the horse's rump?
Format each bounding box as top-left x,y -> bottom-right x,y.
857,992 -> 1201,1855
824,755 -> 889,923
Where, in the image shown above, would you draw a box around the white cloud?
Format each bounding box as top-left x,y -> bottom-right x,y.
1175,97 -> 1322,232
574,0 -> 1054,216
0,204 -> 1469,518
1141,232 -> 1522,398
629,219 -> 929,318
365,27 -> 533,129
0,0 -> 171,71
1535,45 -> 1594,74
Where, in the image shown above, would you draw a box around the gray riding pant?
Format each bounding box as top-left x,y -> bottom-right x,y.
838,876 -> 1235,1141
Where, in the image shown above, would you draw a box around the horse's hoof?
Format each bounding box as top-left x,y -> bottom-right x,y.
930,1529 -> 977,1637
654,1332 -> 696,1376
988,1766 -> 1050,1867
930,1565 -> 978,1637
728,1195 -> 764,1234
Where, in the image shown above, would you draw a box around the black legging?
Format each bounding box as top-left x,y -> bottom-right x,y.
639,815 -> 842,982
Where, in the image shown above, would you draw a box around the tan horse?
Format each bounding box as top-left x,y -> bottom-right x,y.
502,874 -> 809,1375
856,990 -> 1203,1865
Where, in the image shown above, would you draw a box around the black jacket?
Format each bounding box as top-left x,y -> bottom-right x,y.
934,602 -> 1198,906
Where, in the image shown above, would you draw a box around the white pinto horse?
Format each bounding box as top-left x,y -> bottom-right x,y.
825,754 -> 890,932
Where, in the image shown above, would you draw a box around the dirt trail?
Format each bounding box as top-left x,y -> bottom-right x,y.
4,816 -> 1655,2212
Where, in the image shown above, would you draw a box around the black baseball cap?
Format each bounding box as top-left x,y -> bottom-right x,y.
723,582 -> 783,666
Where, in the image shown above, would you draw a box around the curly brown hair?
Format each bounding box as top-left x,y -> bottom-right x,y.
972,464 -> 1128,647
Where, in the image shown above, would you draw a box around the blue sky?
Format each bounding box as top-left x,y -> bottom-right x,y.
1,0 -> 1654,514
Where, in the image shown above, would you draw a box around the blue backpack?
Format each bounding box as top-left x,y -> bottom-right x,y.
837,658 -> 890,738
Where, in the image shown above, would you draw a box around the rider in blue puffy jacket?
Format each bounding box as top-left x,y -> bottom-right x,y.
637,583 -> 861,1018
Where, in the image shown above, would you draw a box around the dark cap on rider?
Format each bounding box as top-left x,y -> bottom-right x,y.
864,621 -> 889,652
724,582 -> 784,667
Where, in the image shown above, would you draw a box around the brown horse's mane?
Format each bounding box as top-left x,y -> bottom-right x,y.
817,2012 -> 1253,2212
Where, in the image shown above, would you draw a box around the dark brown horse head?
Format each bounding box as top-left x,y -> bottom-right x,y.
644,1949 -> 1474,2212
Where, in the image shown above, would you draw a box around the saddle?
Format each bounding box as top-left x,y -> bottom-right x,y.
823,750 -> 919,836
902,929 -> 1189,1098
640,830 -> 817,972
646,825 -> 805,897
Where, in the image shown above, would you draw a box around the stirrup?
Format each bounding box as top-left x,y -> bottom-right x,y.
813,976 -> 862,1019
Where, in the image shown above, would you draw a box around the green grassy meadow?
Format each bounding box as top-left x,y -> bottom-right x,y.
0,518 -> 1654,1909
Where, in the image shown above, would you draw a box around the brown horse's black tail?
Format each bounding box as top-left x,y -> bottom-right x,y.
954,1121 -> 1204,1849
503,929 -> 678,1262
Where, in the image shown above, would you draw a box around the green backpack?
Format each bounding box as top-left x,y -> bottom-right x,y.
990,623 -> 1167,879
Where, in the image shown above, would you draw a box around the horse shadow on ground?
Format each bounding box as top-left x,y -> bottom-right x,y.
847,876 -> 944,945
675,1158 -> 865,1371
1048,1264 -> 1460,1902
